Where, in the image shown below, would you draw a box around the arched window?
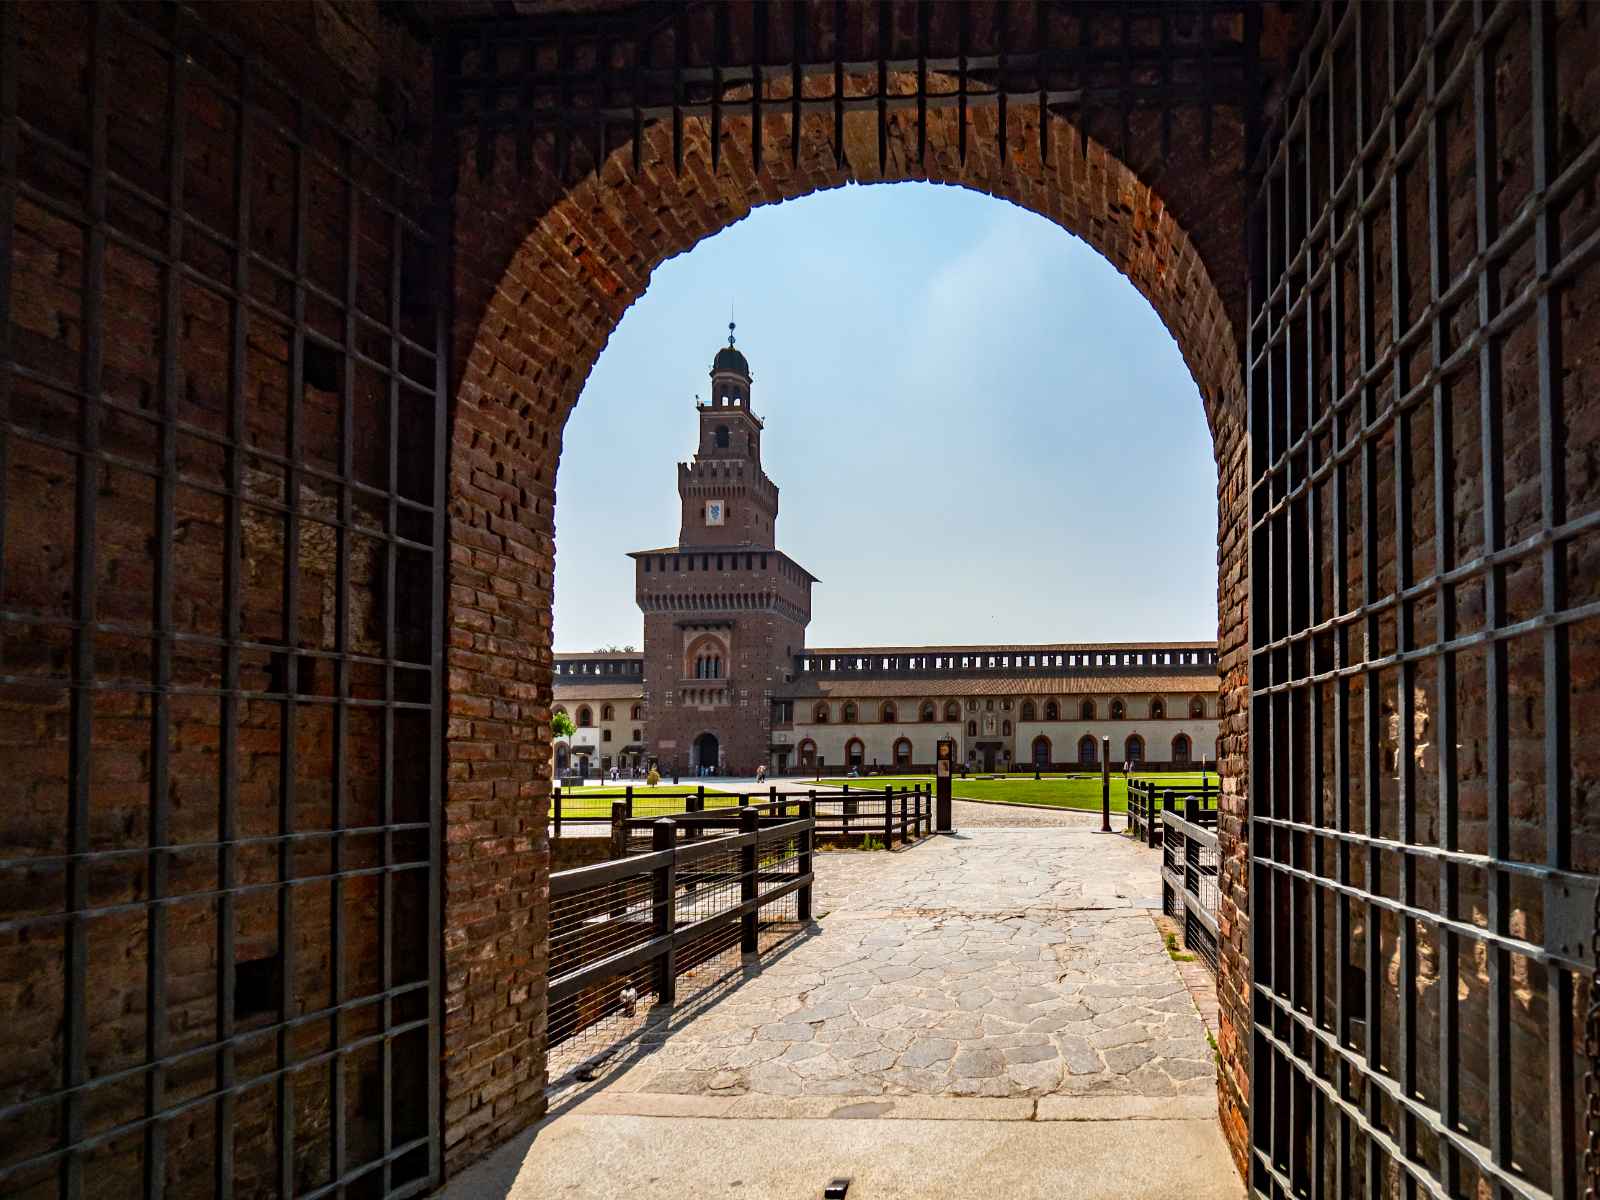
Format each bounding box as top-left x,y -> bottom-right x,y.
893,737 -> 913,767
1110,699 -> 1126,721
813,703 -> 830,724
1002,720 -> 1012,736
1021,700 -> 1036,721
845,738 -> 865,768
1124,734 -> 1145,764
576,706 -> 592,727
881,701 -> 897,723
1150,698 -> 1165,720
714,424 -> 730,448
842,702 -> 858,723
1078,735 -> 1099,766
1080,700 -> 1096,721
919,700 -> 936,722
1171,734 -> 1192,764
966,720 -> 977,737
1032,735 -> 1052,767
798,738 -> 817,766
1190,696 -> 1206,719
631,704 -> 643,720
945,701 -> 961,720
1044,700 -> 1059,721
632,728 -> 641,742
601,703 -> 614,721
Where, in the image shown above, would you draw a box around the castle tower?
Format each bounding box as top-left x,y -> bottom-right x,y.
630,324 -> 815,775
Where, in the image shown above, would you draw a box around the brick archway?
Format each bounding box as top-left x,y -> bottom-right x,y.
439,97 -> 1252,1171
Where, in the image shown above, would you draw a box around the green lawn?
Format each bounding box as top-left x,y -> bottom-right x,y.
816,772 -> 1214,814
552,785 -> 740,820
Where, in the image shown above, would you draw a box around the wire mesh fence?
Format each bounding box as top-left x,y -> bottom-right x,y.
1160,809 -> 1221,977
546,809 -> 814,1079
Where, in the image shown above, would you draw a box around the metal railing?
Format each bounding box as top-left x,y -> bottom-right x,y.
1126,779 -> 1218,846
1159,800 -> 1220,976
547,805 -> 814,1071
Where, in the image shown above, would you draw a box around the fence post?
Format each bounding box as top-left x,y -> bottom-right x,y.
740,807 -> 759,956
798,797 -> 814,923
1160,789 -> 1176,847
553,785 -> 562,839
652,818 -> 677,1005
609,799 -> 627,862
696,783 -> 705,812
899,789 -> 908,843
609,800 -> 630,920
770,783 -> 779,815
684,790 -> 705,892
624,785 -> 634,819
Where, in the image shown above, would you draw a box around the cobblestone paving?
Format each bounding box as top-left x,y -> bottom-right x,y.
602,828 -> 1215,1106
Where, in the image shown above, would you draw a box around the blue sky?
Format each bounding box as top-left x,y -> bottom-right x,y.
552,182 -> 1218,652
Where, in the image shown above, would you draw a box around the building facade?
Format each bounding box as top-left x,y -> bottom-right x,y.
549,653 -> 645,775
554,330 -> 1220,776
555,642 -> 1220,776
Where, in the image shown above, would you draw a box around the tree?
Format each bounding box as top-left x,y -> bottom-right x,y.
552,710 -> 575,739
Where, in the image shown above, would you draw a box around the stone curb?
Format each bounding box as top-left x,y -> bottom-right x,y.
560,1091 -> 1218,1123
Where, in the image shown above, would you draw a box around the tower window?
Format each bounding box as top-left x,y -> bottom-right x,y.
715,424 -> 730,448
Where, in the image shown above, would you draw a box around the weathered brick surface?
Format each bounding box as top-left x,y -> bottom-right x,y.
1,3 -> 434,1195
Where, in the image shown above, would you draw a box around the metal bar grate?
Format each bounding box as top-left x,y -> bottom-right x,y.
0,5 -> 444,1196
437,0 -> 1258,185
1246,2 -> 1600,1196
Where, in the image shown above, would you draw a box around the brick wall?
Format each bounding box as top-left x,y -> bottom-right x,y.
1,2 -> 437,1195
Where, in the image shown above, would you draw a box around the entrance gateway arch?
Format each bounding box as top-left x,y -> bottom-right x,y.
1,3 -> 1597,1198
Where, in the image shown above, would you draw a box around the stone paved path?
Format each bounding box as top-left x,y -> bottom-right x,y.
608,828 -> 1212,1104
445,826 -> 1241,1199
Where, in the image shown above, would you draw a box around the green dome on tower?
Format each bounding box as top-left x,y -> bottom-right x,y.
711,321 -> 750,377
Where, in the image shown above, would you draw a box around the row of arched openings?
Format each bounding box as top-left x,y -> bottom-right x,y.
1066,733 -> 1212,765
561,703 -> 644,726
